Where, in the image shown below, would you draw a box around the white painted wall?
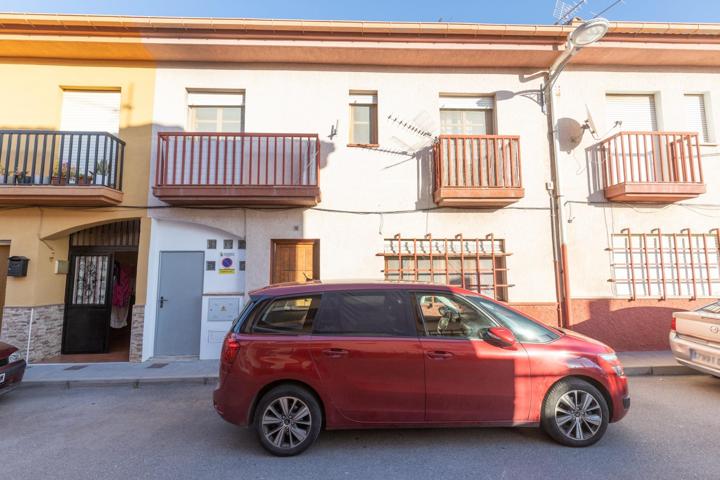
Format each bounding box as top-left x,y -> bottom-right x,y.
147,64 -> 557,312
553,67 -> 720,298
143,219 -> 245,360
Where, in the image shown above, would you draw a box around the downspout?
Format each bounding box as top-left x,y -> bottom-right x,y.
544,48 -> 578,330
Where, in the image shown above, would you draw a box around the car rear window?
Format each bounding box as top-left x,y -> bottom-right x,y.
313,291 -> 415,337
251,296 -> 321,335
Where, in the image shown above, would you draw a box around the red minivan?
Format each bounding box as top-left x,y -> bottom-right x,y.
214,282 -> 629,456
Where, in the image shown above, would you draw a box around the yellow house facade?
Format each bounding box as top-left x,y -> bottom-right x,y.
0,56 -> 155,362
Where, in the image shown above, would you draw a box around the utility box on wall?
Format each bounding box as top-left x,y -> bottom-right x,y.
7,256 -> 29,277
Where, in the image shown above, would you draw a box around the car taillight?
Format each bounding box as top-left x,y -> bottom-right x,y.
670,316 -> 676,332
221,332 -> 241,367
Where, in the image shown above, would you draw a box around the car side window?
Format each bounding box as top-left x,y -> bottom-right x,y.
313,291 -> 415,337
415,293 -> 496,339
251,296 -> 320,335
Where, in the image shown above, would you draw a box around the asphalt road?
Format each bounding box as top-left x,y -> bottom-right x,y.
1,375 -> 719,480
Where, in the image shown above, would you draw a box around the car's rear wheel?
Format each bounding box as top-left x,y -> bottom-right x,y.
541,378 -> 609,447
254,384 -> 322,456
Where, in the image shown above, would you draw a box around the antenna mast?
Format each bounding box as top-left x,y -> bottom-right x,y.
553,0 -> 587,25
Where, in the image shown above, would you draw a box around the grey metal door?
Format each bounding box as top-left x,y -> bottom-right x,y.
155,251 -> 204,356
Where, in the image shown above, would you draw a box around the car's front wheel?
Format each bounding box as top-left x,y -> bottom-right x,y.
254,384 -> 322,456
541,378 -> 609,447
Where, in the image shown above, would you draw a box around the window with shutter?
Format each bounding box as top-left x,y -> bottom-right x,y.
684,94 -> 710,143
439,95 -> 495,135
606,94 -> 658,131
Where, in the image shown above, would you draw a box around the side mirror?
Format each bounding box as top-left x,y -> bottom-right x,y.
484,327 -> 517,348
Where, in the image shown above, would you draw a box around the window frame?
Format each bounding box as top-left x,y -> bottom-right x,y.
380,235 -> 510,301
188,105 -> 245,133
244,295 -> 321,336
684,93 -> 712,144
311,290 -> 417,338
412,291 -> 499,341
348,91 -> 378,147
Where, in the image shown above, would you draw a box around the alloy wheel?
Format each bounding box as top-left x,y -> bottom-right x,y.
261,396 -> 313,449
554,390 -> 603,441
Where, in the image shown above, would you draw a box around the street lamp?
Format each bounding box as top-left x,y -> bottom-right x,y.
544,18 -> 609,328
545,18 -> 610,99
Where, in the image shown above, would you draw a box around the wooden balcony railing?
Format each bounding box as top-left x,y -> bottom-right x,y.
433,135 -> 524,207
153,132 -> 321,206
600,131 -> 706,202
0,130 -> 125,206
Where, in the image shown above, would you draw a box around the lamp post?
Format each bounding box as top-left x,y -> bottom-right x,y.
545,18 -> 609,328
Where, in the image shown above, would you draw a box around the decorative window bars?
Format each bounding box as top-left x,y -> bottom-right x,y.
610,228 -> 720,299
380,234 -> 511,301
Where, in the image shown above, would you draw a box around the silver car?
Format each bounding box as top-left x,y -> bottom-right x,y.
670,301 -> 720,377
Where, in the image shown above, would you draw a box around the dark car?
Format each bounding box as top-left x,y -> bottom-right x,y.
0,341 -> 26,396
213,281 -> 629,456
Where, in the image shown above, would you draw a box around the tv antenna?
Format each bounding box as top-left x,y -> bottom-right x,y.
553,0 -> 587,25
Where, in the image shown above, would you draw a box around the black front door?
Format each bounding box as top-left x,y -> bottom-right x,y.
62,251 -> 114,354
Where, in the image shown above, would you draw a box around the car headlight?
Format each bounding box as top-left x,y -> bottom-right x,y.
599,352 -> 625,376
8,351 -> 21,364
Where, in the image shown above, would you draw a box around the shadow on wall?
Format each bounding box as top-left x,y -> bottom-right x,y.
569,298 -> 708,351
584,140 -> 606,202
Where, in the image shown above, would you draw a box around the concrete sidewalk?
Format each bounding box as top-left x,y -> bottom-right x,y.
18,350 -> 699,388
23,359 -> 220,387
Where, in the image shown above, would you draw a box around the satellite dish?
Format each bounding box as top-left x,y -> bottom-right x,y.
584,105 -> 599,136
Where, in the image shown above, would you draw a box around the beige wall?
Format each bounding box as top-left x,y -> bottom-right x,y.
0,60 -> 155,307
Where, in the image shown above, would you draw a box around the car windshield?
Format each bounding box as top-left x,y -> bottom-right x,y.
697,301 -> 720,314
466,296 -> 560,343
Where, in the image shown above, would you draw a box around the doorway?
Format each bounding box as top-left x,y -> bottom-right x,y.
154,251 -> 204,357
271,239 -> 320,284
55,220 -> 140,363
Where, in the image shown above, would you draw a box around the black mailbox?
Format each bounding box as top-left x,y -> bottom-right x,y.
7,256 -> 29,277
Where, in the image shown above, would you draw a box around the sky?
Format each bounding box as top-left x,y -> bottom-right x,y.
0,0 -> 719,24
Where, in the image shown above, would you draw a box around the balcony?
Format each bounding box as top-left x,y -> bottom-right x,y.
0,130 -> 125,206
153,132 -> 321,206
433,135 -> 524,208
600,131 -> 705,202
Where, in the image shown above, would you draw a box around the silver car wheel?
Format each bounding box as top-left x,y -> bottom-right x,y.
261,396 -> 312,449
554,390 -> 602,441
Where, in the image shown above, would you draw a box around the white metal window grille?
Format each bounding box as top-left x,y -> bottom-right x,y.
380,234 -> 510,301
611,229 -> 720,299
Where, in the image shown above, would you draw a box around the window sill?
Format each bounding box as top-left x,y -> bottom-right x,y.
347,143 -> 380,148
699,142 -> 718,147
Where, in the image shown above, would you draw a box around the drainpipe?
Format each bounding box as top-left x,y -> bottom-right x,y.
545,82 -> 573,329
542,18 -> 610,329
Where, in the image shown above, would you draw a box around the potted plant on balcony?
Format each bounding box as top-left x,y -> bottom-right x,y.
51,162 -> 77,185
0,167 -> 6,185
91,159 -> 109,186
13,170 -> 33,185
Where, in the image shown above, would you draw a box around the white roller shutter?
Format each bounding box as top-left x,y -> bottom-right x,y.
684,94 -> 710,142
61,90 -> 121,134
606,94 -> 657,131
439,95 -> 495,110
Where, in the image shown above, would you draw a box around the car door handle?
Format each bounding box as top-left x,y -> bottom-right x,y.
322,348 -> 349,358
427,351 -> 454,360
159,296 -> 168,308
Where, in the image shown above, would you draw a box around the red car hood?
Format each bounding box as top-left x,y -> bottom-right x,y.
552,328 -> 615,355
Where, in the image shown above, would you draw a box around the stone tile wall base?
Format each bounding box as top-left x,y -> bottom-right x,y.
129,304 -> 145,363
0,305 -> 64,362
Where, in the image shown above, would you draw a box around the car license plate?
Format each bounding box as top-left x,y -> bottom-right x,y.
0,373 -> 4,384
690,349 -> 720,368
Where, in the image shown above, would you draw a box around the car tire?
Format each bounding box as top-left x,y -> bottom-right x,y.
254,384 -> 322,456
540,378 -> 610,447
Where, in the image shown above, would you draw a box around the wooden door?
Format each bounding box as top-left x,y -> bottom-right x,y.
271,240 -> 319,284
